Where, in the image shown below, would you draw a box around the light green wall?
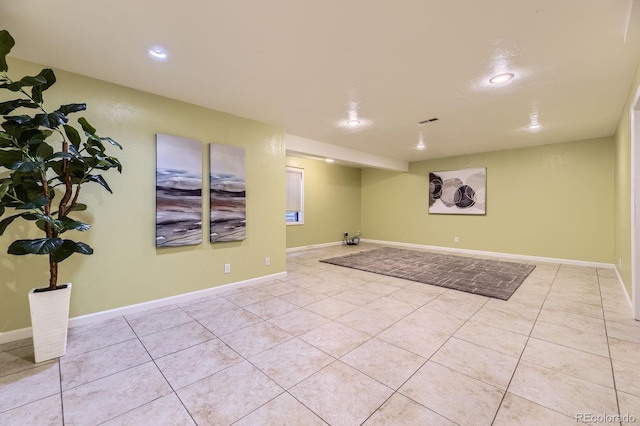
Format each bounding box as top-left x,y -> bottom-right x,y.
614,64 -> 640,297
362,137 -> 614,263
1,59 -> 286,333
286,157 -> 361,248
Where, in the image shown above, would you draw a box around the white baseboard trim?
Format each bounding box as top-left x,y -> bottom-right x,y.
0,271 -> 287,345
613,265 -> 635,318
362,239 -> 617,269
286,241 -> 343,253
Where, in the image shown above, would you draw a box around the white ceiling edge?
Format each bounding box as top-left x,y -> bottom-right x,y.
285,134 -> 408,172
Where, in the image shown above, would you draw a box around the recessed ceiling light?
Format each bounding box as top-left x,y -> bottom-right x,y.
489,72 -> 515,84
325,158 -> 335,163
148,46 -> 168,60
528,123 -> 541,130
346,119 -> 361,126
417,141 -> 426,150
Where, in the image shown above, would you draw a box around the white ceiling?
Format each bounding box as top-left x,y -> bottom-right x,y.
2,0 -> 640,164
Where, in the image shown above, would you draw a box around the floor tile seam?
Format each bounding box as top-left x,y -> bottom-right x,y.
489,264 -> 557,425
428,358 -> 509,393
516,352 -> 616,390
58,380 -> 66,426
138,319 -> 245,393
337,343 -> 428,391
60,353 -> 156,392
0,359 -> 58,379
59,359 -> 165,398
221,295 -> 278,309
534,311 -> 605,337
0,340 -> 36,353
473,305 -> 537,326
283,388 -> 334,425
144,334 -> 219,361
394,387 -> 461,425
227,389 -> 292,425
92,391 -> 182,426
196,315 -> 267,339
525,335 -> 613,361
244,343 -> 336,390
223,330 -> 297,360
123,305 -> 182,322
126,312 -> 196,338
497,391 -> 589,424
62,336 -> 144,363
0,391 -> 62,417
597,268 -> 623,418
538,305 -> 607,325
604,317 -> 640,331
287,357 -> 396,424
191,306 -> 257,328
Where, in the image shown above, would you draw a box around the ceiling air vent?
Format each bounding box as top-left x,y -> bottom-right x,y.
418,117 -> 439,124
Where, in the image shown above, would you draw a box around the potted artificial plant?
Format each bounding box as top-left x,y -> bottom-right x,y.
0,30 -> 123,362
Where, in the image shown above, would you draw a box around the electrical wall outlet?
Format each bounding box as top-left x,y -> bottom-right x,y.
224,263 -> 231,273
265,257 -> 270,266
454,236 -> 459,243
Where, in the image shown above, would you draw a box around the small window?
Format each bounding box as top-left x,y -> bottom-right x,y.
286,167 -> 304,224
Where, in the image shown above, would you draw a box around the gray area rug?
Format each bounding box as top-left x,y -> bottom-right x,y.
320,247 -> 536,300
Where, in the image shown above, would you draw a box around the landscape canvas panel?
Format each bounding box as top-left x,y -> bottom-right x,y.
429,167 -> 486,215
156,134 -> 203,247
210,143 -> 246,242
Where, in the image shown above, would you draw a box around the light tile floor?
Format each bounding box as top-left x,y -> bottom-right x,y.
2,243 -> 640,425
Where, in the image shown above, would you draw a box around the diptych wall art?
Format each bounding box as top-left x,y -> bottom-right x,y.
209,143 -> 246,242
429,167 -> 486,215
156,134 -> 203,247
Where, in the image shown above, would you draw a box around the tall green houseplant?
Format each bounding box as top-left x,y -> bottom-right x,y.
0,29 -> 123,291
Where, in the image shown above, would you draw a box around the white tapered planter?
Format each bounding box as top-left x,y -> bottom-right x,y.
28,283 -> 72,363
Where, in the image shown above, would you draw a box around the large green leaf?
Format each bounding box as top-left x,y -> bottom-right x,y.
8,238 -> 64,255
0,132 -> 13,147
88,174 -> 113,193
11,159 -> 43,172
35,142 -> 54,159
15,195 -> 49,210
0,179 -> 11,199
59,217 -> 91,232
3,115 -> 32,125
50,239 -> 93,262
58,104 -> 86,115
0,204 -> 4,216
0,149 -> 23,168
0,30 -> 15,72
78,117 -> 96,135
101,137 -> 123,149
46,111 -> 68,127
30,69 -> 56,104
6,75 -> 47,92
0,99 -> 38,115
45,152 -> 73,161
0,213 -> 23,235
63,124 -> 81,149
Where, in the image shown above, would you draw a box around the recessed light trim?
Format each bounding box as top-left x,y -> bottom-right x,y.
417,141 -> 426,150
489,72 -> 515,84
148,46 -> 168,60
346,119 -> 361,126
325,158 -> 335,163
528,123 -> 541,130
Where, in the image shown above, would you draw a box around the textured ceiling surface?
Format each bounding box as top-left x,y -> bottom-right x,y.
2,0 -> 640,162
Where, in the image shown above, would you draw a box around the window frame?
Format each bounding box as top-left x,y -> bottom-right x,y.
286,166 -> 304,225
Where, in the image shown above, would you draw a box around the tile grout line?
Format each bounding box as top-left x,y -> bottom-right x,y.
597,267 -> 623,425
489,262 -> 559,425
